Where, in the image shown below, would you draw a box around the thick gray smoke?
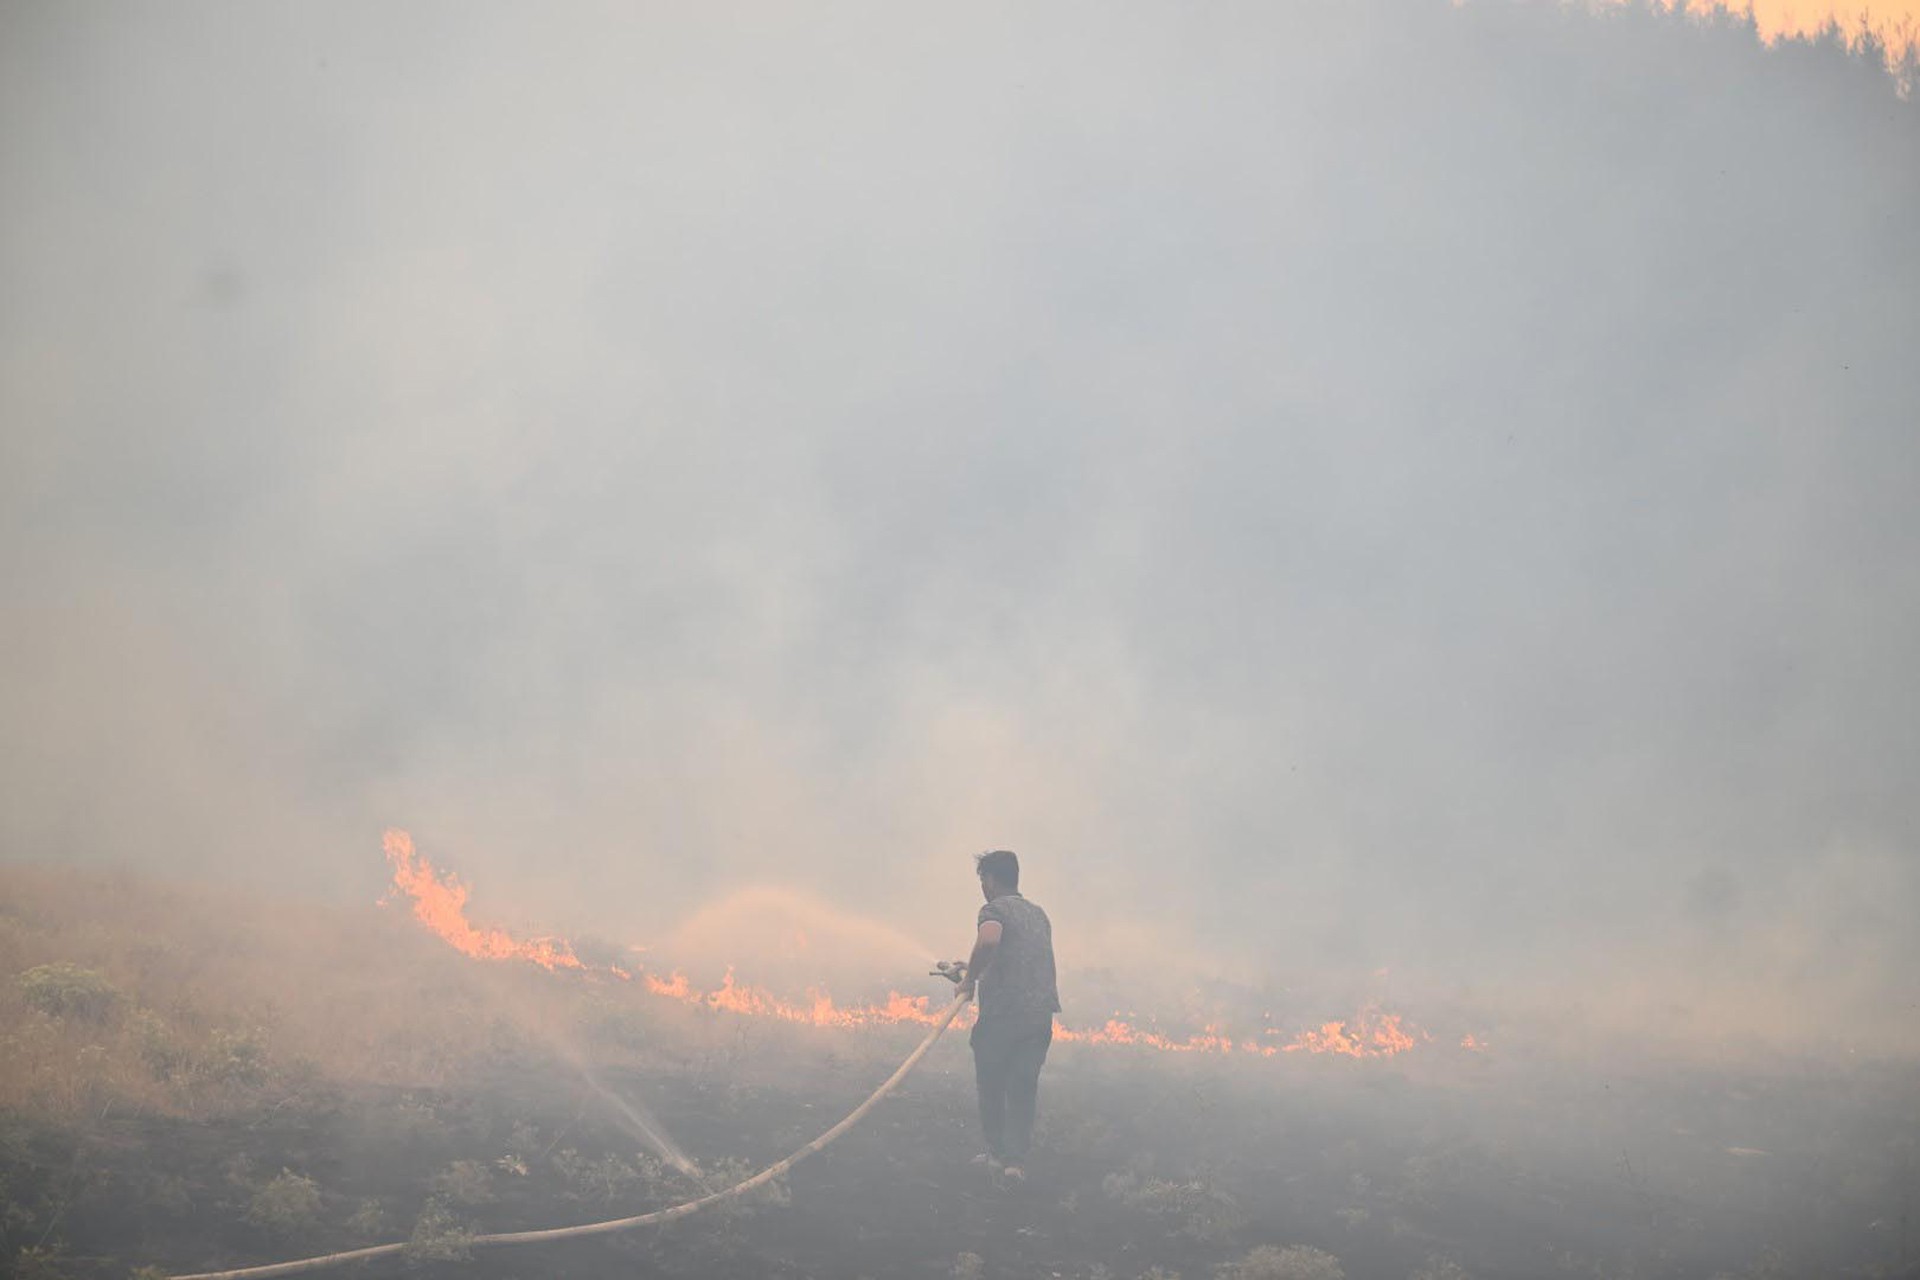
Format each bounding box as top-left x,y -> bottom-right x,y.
3,2 -> 1915,1052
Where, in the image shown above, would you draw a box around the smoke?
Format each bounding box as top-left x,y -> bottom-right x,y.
2,2 -> 1916,1054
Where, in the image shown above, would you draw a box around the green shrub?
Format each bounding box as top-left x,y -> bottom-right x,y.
429,1159 -> 494,1206
130,1009 -> 189,1081
17,964 -> 117,1020
346,1198 -> 387,1239
246,1169 -> 321,1239
405,1196 -> 474,1262
551,1148 -> 663,1205
1102,1169 -> 1245,1243
200,1028 -> 270,1088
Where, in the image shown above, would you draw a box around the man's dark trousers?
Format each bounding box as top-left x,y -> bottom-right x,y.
971,1014 -> 1052,1164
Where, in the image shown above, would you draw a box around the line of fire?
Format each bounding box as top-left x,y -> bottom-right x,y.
381,828 -> 1476,1062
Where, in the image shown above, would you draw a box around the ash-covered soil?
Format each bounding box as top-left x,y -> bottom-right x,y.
11,1023 -> 1920,1280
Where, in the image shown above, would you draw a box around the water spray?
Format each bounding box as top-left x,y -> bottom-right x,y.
164,973 -> 970,1280
454,951 -> 704,1180
575,1065 -> 703,1180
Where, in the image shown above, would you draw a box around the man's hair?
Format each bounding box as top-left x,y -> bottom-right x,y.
975,849 -> 1020,891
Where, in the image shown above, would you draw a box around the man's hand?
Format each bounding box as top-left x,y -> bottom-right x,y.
933,959 -> 971,999
963,919 -> 1001,1005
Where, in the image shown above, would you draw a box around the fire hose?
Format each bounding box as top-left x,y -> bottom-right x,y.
167,982 -> 970,1280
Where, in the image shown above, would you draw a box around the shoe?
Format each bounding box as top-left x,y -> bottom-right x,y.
971,1153 -> 1002,1171
1000,1165 -> 1026,1182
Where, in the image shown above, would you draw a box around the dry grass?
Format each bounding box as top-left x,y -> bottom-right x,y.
0,865 -> 933,1127
1,865 -> 555,1121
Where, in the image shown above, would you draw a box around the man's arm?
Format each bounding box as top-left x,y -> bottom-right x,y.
958,919 -> 1002,1001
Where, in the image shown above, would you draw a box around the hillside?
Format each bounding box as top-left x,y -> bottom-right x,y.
5,865 -> 1918,1279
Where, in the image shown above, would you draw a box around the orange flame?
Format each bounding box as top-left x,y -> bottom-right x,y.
645,971 -> 693,1000
626,965 -> 947,1029
1050,1010 -> 1423,1059
382,829 -> 589,972
1279,1014 -> 1420,1058
381,828 -> 1456,1059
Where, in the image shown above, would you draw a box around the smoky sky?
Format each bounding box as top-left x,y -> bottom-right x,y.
3,2 -> 1916,1048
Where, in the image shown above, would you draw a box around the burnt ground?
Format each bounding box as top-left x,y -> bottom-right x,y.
9,1009 -> 1920,1280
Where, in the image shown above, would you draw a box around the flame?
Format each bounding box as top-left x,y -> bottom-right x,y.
1051,1010 -> 1422,1059
628,965 -> 947,1029
381,828 -> 1454,1060
1279,1014 -> 1420,1058
382,829 -> 588,972
1597,0 -> 1920,50
645,971 -> 693,1000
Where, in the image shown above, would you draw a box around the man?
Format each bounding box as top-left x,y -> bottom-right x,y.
957,849 -> 1059,1181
